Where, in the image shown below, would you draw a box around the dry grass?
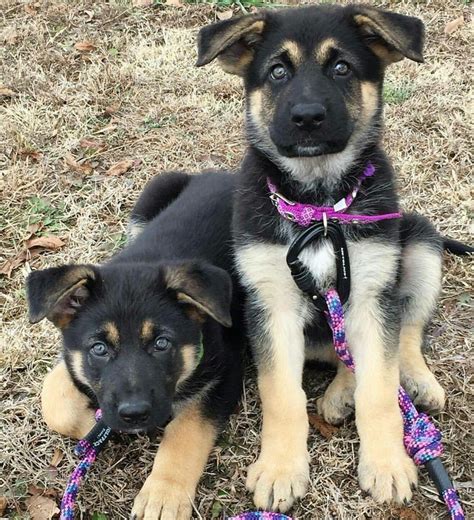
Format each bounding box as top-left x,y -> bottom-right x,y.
0,0 -> 472,519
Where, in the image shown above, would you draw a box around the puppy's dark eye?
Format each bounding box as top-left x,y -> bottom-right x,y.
90,342 -> 108,357
154,337 -> 172,352
333,61 -> 350,76
270,64 -> 287,81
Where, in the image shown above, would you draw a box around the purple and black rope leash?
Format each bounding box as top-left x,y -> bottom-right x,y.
324,289 -> 464,520
60,410 -> 111,520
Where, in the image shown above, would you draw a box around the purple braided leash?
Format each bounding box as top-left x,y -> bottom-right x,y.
228,514 -> 292,520
60,410 -> 111,520
324,288 -> 464,520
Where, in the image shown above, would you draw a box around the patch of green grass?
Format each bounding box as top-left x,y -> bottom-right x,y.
141,115 -> 176,132
27,196 -> 70,232
383,82 -> 414,105
210,500 -> 223,518
91,513 -> 109,520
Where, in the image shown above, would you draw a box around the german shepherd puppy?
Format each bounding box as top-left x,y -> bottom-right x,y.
26,172 -> 243,520
197,4 -> 461,512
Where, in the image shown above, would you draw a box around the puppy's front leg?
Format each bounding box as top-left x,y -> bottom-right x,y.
346,240 -> 417,503
132,402 -> 217,520
237,244 -> 310,513
41,360 -> 95,439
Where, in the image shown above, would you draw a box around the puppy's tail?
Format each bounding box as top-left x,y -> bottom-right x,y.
443,238 -> 474,255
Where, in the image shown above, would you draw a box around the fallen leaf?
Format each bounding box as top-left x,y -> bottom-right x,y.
106,159 -> 134,176
308,413 -> 339,439
0,496 -> 7,515
64,152 -> 93,175
132,0 -> 154,5
396,506 -> 423,520
19,149 -> 42,161
444,16 -> 464,35
0,235 -> 65,277
217,10 -> 233,21
27,485 -> 58,499
26,222 -> 45,238
104,103 -> 120,116
26,236 -> 65,251
165,0 -> 184,7
24,3 -> 39,15
74,40 -> 96,52
26,495 -> 59,520
0,87 -> 16,97
1,250 -> 31,277
79,138 -> 106,151
50,448 -> 64,468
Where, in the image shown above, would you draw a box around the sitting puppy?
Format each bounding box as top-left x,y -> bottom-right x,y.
27,172 -> 244,520
196,3 -> 467,512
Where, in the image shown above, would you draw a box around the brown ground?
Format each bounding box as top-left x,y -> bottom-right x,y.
0,1 -> 472,519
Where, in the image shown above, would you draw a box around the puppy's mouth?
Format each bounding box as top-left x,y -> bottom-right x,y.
275,141 -> 346,158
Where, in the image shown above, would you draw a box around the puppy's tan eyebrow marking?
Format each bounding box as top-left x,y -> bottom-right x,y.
104,322 -> 120,346
140,319 -> 154,342
280,40 -> 303,66
314,37 -> 338,64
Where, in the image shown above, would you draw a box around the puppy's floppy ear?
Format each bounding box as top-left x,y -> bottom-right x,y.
351,5 -> 424,64
196,13 -> 266,76
164,262 -> 232,328
27,265 -> 97,328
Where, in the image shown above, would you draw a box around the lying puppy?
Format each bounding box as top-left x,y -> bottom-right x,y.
27,172 -> 243,520
197,4 -> 469,512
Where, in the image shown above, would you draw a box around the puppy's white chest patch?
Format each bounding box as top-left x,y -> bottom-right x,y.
298,239 -> 336,292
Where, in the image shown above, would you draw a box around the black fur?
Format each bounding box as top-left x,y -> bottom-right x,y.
197,5 -> 470,510
27,172 -> 244,432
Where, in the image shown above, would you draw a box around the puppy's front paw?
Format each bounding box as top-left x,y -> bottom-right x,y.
131,476 -> 193,520
358,447 -> 417,504
402,372 -> 445,413
246,453 -> 309,512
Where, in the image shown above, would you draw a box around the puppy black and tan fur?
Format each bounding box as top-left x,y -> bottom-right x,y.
27,172 -> 244,520
196,4 -> 463,512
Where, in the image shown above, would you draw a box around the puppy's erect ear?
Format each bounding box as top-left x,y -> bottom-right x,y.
27,265 -> 97,328
352,5 -> 424,64
164,262 -> 232,328
196,13 -> 266,76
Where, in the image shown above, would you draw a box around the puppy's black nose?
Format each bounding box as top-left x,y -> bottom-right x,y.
118,401 -> 151,424
291,103 -> 326,131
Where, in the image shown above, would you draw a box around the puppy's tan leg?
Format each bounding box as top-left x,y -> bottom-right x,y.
131,402 -> 217,520
347,240 -> 417,504
237,244 -> 310,513
399,242 -> 445,412
399,324 -> 445,412
317,361 -> 355,425
41,361 -> 95,439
